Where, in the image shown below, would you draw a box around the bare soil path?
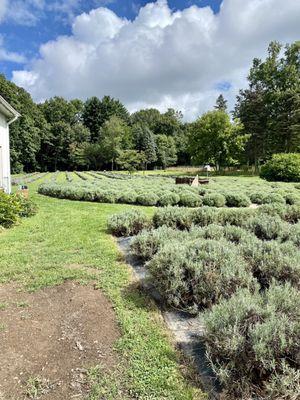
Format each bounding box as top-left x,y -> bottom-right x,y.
0,281 -> 120,400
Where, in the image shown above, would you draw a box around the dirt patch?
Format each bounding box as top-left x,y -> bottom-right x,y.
0,281 -> 120,400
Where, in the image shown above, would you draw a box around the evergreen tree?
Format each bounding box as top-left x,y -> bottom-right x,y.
214,94 -> 228,111
290,91 -> 300,151
82,95 -> 130,142
235,41 -> 300,164
133,125 -> 157,168
235,87 -> 268,169
156,135 -> 177,169
99,95 -> 130,127
82,96 -> 103,142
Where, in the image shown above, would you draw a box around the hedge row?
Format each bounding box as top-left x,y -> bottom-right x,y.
39,182 -> 254,207
108,204 -> 300,236
37,175 -> 300,208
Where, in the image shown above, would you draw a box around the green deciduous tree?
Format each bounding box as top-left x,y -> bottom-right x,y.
116,150 -> 146,173
0,74 -> 47,172
188,110 -> 248,169
39,96 -> 83,125
100,116 -> 128,170
74,143 -> 105,170
131,108 -> 162,132
131,108 -> 183,136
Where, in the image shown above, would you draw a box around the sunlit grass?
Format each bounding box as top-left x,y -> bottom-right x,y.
1,179 -> 204,399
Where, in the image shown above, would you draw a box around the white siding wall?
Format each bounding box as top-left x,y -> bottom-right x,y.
0,113 -> 11,193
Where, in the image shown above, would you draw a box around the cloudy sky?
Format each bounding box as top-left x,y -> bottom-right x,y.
0,0 -> 299,120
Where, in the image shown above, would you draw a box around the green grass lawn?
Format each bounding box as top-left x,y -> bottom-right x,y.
0,178 -> 205,399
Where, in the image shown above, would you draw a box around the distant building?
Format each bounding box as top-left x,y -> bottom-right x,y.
0,95 -> 20,193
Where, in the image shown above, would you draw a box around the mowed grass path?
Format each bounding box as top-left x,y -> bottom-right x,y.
0,179 -> 204,399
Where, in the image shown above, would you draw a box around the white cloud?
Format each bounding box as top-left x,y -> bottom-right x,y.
0,34 -> 26,64
0,0 -> 85,26
0,48 -> 25,63
72,7 -> 128,43
0,0 -> 46,26
0,0 -> 7,22
12,0 -> 300,120
0,1 -> 31,63
47,0 -> 83,23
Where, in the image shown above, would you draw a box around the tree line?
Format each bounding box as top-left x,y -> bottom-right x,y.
0,40 -> 299,173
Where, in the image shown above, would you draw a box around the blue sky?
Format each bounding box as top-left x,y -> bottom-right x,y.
0,0 -> 222,79
1,0 -> 299,119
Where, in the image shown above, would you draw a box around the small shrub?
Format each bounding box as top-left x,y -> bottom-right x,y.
16,194 -> 38,217
260,153 -> 300,182
239,238 -> 300,288
148,239 -> 256,313
179,192 -> 202,207
159,192 -> 180,207
191,207 -> 255,228
153,206 -> 192,230
131,226 -> 184,260
284,192 -> 300,205
0,192 -> 36,227
96,190 -> 118,203
204,283 -> 300,398
196,187 -> 206,195
202,193 -> 226,207
107,210 -> 150,237
82,189 -> 96,202
217,208 -> 255,227
287,222 -> 300,247
0,192 -> 22,228
283,204 -> 300,223
224,192 -> 251,207
223,225 -> 251,244
118,191 -> 138,204
262,193 -> 285,204
265,362 -> 300,399
65,187 -> 86,201
250,192 -> 265,204
248,214 -> 287,240
200,224 -> 224,240
136,193 -> 159,206
191,207 -> 219,226
258,203 -> 286,219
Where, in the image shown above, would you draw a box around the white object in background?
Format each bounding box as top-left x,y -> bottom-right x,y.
0,95 -> 20,193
